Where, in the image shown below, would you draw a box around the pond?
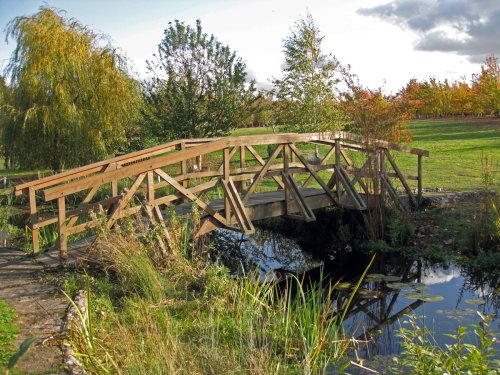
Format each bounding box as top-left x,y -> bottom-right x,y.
211,220 -> 499,372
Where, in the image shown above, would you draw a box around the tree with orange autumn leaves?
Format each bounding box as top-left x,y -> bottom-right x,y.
340,69 -> 413,143
398,55 -> 499,118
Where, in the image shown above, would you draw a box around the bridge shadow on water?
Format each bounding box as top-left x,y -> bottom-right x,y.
210,209 -> 499,371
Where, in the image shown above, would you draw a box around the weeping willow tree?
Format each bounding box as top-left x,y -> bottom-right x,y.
2,7 -> 141,171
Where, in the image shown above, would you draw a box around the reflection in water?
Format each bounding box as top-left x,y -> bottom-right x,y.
212,228 -> 321,278
210,226 -> 499,363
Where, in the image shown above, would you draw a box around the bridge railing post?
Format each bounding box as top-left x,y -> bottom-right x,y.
28,188 -> 40,255
238,145 -> 246,191
380,148 -> 386,208
57,196 -> 68,263
283,143 -> 290,215
223,148 -> 231,224
417,154 -> 423,206
335,138 -> 341,200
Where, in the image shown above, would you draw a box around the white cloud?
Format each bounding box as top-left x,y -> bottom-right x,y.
358,0 -> 500,63
0,0 -> 486,93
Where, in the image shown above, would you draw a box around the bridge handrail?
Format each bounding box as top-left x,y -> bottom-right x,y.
14,131 -> 428,198
38,131 -> 427,201
13,137 -> 219,196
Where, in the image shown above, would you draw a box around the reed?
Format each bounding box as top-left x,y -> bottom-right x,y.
66,213 -> 369,374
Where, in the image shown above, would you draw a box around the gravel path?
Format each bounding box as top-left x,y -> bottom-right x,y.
0,248 -> 68,374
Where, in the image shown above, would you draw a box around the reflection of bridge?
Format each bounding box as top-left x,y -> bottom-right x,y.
15,131 -> 428,263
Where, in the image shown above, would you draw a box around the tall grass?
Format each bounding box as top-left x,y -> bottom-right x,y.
67,214 -> 366,374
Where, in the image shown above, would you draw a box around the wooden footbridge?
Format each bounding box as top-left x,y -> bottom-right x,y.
14,131 -> 428,263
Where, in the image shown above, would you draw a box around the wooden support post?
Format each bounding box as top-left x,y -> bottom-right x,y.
180,142 -> 188,203
417,154 -> 423,206
373,150 -> 380,197
147,171 -> 155,203
239,145 -> 246,191
335,139 -> 341,200
380,149 -> 386,209
196,155 -> 203,170
180,142 -> 188,187
223,148 -> 231,224
58,196 -> 67,263
110,162 -> 118,197
28,188 -> 39,255
283,144 -> 290,215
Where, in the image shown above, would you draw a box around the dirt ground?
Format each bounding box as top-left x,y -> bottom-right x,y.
0,248 -> 68,374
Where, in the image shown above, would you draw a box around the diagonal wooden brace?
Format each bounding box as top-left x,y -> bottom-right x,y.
380,173 -> 408,212
246,145 -> 285,189
336,166 -> 367,210
243,145 -> 284,204
384,149 -> 417,208
154,168 -> 227,226
282,172 -> 316,222
289,143 -> 339,206
220,178 -> 255,234
144,203 -> 173,256
302,145 -> 336,188
107,173 -> 146,229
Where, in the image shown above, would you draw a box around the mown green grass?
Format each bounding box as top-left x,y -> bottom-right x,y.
396,119 -> 499,192
3,119 -> 498,194
231,119 -> 500,192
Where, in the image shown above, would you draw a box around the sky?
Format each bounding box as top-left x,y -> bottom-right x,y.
0,0 -> 498,94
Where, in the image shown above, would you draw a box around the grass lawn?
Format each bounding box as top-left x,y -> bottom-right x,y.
232,119 -> 500,192
2,119 -> 498,194
401,119 -> 499,191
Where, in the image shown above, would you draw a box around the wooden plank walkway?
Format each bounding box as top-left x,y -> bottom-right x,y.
176,187 -> 376,236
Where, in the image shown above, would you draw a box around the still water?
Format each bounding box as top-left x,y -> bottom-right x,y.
211,225 -> 499,369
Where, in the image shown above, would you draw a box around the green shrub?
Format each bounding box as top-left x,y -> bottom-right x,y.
391,313 -> 499,374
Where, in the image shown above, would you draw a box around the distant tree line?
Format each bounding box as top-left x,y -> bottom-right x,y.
0,7 -> 498,171
398,56 -> 500,118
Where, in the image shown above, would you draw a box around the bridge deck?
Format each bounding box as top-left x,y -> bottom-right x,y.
176,188 -> 376,236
